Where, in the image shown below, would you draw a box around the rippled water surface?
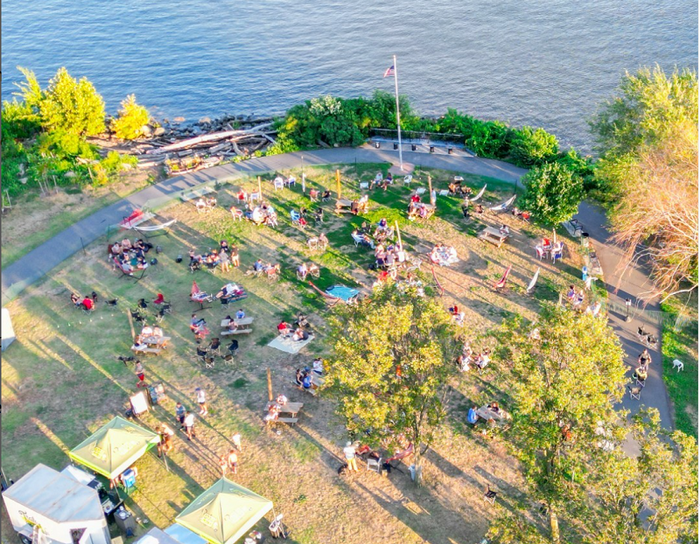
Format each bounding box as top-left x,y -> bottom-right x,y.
2,0 -> 696,150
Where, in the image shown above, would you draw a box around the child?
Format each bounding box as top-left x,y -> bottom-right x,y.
134,361 -> 146,388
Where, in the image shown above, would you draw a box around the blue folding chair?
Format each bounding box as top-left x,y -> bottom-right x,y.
290,210 -> 301,225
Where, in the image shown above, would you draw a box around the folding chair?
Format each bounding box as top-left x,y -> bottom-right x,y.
290,210 -> 301,226
484,485 -> 498,505
249,192 -> 261,203
230,208 -> 243,221
367,456 -> 382,474
359,182 -> 369,190
208,338 -> 222,357
309,189 -> 319,202
403,175 -> 413,185
438,189 -> 449,197
274,178 -> 284,191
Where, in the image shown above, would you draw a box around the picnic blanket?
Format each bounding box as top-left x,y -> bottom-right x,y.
326,285 -> 360,303
268,334 -> 314,354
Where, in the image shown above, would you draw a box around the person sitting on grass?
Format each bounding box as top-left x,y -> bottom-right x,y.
278,321 -> 292,337
297,263 -> 308,281
253,259 -> 264,273
476,349 -> 491,370
322,190 -> 332,201
70,292 -> 81,308
458,353 -> 471,372
293,327 -> 310,342
81,296 -> 95,312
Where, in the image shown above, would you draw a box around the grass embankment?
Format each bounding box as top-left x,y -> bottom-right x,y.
1,163 -> 586,544
660,294 -> 698,438
1,171 -> 156,270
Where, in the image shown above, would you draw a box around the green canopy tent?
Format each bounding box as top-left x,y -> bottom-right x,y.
175,478 -> 273,544
68,416 -> 159,480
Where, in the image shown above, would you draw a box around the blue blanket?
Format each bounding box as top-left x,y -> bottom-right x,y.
326,285 -> 359,302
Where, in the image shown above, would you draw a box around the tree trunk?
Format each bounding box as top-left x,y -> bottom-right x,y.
549,508 -> 560,544
412,445 -> 422,485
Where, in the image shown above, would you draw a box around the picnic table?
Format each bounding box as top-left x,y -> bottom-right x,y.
266,401 -> 304,417
479,226 -> 509,248
221,317 -> 254,336
142,336 -> 171,348
180,186 -> 215,202
475,405 -> 511,424
335,199 -> 353,214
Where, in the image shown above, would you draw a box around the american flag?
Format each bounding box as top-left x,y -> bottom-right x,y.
383,65 -> 395,78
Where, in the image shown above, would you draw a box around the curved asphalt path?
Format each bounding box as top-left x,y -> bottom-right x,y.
1,146 -> 672,437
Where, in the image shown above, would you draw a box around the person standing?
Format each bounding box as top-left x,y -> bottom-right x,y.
158,424 -> 174,457
219,454 -> 228,477
195,388 -> 208,416
183,411 -> 196,441
227,449 -> 238,474
343,441 -> 358,472
232,432 -> 242,452
134,361 -> 146,388
175,402 -> 186,430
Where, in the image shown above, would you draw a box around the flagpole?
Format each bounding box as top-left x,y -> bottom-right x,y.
393,54 -> 404,172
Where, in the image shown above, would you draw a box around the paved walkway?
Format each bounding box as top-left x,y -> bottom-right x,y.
1,147 -> 671,437
574,203 -> 672,451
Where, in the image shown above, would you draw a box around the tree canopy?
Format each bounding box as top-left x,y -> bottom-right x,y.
521,162 -> 584,225
324,286 -> 460,482
496,304 -> 627,543
591,66 -> 698,300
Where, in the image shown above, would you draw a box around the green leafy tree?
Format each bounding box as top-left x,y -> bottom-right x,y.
497,305 -> 627,543
325,286 -> 460,483
590,66 -> 698,299
576,409 -> 698,544
40,67 -> 105,136
111,94 -> 150,140
520,162 -> 584,225
591,65 -> 697,158
510,126 -> 559,166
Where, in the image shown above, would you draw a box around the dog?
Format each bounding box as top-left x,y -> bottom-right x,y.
672,359 -> 684,372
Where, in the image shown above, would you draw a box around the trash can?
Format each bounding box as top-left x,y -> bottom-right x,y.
581,232 -> 590,248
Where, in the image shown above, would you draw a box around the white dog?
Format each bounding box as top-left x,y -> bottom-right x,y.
672,359 -> 684,372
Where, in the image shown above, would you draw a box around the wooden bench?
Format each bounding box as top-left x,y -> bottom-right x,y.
221,328 -> 252,336
131,346 -> 162,355
268,416 -> 298,427
479,227 -> 509,248
181,186 -> 215,202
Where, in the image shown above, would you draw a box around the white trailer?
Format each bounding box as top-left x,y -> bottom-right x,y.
2,464 -> 110,544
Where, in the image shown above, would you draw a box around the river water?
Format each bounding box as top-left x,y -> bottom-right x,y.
1,0 -> 696,151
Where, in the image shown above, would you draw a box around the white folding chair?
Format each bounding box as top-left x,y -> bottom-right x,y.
273,179 -> 284,191
367,456 -> 382,474
249,192 -> 261,203
359,182 -> 369,189
416,187 -> 426,195
439,189 -> 449,196
403,175 -> 413,185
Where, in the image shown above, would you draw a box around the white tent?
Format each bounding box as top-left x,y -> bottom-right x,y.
136,528 -> 186,544
2,308 -> 15,351
2,464 -> 110,544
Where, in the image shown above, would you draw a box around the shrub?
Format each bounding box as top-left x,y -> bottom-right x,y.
39,67 -> 106,136
111,95 -> 150,140
521,162 -> 584,225
510,126 -> 559,166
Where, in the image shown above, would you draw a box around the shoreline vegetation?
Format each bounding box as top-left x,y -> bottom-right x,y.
1,67 -> 596,202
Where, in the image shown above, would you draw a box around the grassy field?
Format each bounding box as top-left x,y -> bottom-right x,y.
1,170 -> 156,269
1,163 -> 588,544
661,294 -> 699,438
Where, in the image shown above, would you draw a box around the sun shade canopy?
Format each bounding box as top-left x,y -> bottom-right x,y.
68,416 -> 159,480
175,478 -> 273,544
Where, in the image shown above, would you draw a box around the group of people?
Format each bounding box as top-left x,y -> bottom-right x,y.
369,172 -> 394,190
277,320 -> 311,342
190,314 -> 209,341
132,325 -> 166,351
536,238 -> 564,262
216,282 -> 246,303
70,291 -> 98,311
460,200 -> 484,218
244,202 -> 278,227
195,196 -> 217,212
111,238 -> 153,273
294,360 -> 323,390
458,343 -> 491,372
296,262 -> 320,281
429,243 -> 458,267
407,196 -> 434,220
349,195 -> 369,215
248,259 -> 281,279
635,349 -> 652,384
